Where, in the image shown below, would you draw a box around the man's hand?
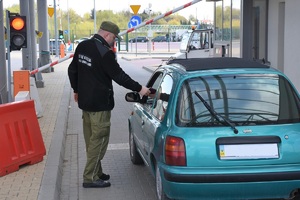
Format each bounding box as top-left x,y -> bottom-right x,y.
139,86 -> 150,96
74,93 -> 78,102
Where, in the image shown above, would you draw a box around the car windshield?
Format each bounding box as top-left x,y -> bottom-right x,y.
176,73 -> 300,127
179,32 -> 191,51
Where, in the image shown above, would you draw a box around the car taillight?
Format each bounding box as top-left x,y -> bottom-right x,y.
165,136 -> 186,166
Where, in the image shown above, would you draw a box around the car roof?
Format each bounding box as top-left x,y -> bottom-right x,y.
167,57 -> 270,71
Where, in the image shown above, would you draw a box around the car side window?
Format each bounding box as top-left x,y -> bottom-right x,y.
142,72 -> 163,109
152,74 -> 173,121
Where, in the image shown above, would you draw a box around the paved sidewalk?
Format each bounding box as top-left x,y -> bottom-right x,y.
0,57 -> 70,200
0,52 -> 171,200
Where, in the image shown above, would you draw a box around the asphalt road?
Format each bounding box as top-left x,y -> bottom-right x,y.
60,57 -> 163,200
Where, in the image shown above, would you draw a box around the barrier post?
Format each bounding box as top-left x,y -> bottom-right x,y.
60,42 -> 65,58
39,50 -> 51,73
13,70 -> 30,99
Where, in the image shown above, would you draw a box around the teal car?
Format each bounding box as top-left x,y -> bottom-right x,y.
125,57 -> 300,200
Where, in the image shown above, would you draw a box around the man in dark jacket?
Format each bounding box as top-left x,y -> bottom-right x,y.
68,21 -> 150,188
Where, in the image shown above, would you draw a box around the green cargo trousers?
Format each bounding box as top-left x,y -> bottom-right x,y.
82,110 -> 111,183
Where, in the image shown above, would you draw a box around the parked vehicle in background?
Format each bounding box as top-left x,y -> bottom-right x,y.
129,36 -> 149,43
49,39 -> 66,56
74,37 -> 89,44
151,36 -> 167,42
173,29 -> 188,42
125,57 -> 300,200
172,29 -> 214,59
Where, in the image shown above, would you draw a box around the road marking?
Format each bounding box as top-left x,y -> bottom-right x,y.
107,143 -> 129,150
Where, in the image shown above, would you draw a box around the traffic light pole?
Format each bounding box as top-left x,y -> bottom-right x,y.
54,0 -> 59,57
0,2 -> 8,104
6,10 -> 13,102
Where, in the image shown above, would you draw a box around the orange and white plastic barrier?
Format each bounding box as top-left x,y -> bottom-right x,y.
113,41 -> 117,53
60,43 -> 65,58
0,100 -> 46,177
13,70 -> 30,98
13,71 -> 43,118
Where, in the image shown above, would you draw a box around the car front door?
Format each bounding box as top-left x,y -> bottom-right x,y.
135,72 -> 163,163
143,73 -> 174,161
187,30 -> 213,58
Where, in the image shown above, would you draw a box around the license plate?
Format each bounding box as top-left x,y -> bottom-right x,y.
219,143 -> 279,160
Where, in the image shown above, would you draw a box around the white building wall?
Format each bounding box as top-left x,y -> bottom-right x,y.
268,0 -> 281,69
268,0 -> 300,92
283,0 -> 300,92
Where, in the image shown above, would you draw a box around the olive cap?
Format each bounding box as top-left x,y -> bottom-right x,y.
100,21 -> 121,40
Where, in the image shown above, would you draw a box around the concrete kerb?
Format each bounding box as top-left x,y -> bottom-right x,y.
36,52 -> 169,200
38,79 -> 71,200
118,51 -> 175,61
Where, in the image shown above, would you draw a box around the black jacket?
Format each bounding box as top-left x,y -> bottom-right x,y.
68,34 -> 142,112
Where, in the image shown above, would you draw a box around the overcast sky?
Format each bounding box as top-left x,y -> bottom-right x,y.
3,0 -> 214,20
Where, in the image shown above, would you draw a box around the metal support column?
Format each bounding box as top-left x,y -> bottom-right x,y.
37,0 -> 51,82
20,0 -> 31,71
29,0 -> 44,88
0,0 -> 8,104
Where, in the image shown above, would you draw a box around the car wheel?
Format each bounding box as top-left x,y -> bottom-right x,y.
129,126 -> 144,165
156,163 -> 171,200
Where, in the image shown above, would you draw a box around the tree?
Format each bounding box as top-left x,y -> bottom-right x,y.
90,9 -> 94,19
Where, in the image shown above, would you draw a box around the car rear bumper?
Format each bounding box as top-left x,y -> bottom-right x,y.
164,170 -> 300,183
160,164 -> 300,199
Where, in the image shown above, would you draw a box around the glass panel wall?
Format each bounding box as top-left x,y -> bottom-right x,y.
214,0 -> 241,57
215,1 -> 223,41
252,0 -> 267,61
232,0 -> 241,57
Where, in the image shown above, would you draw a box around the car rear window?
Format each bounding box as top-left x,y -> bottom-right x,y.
176,74 -> 300,127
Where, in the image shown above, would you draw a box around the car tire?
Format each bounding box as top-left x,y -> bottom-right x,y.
129,126 -> 144,165
156,163 -> 171,200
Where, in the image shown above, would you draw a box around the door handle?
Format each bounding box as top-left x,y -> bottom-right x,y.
142,120 -> 145,125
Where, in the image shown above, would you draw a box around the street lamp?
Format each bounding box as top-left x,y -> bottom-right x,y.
67,0 -> 70,44
145,3 -> 153,55
74,23 -> 77,40
94,0 -> 96,33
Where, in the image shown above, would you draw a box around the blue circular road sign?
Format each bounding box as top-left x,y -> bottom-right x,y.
128,15 -> 142,28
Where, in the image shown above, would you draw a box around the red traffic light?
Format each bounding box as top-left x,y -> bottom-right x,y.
9,15 -> 27,51
11,17 -> 25,31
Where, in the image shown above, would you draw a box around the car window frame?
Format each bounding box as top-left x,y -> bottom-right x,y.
143,70 -> 174,122
175,73 -> 300,127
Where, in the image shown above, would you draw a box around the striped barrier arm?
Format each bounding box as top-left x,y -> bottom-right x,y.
30,54 -> 74,75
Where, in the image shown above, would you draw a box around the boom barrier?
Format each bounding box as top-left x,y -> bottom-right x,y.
30,0 -> 201,75
119,0 -> 201,36
30,54 -> 74,75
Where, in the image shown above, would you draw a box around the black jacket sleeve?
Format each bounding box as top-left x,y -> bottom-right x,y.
68,52 -> 79,93
101,51 -> 142,92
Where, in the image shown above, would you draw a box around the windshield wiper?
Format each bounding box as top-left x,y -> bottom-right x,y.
194,91 -> 238,134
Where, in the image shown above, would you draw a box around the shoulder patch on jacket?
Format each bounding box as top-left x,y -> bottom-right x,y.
93,38 -> 110,57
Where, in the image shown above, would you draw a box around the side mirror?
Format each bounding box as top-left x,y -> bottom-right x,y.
125,92 -> 141,102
